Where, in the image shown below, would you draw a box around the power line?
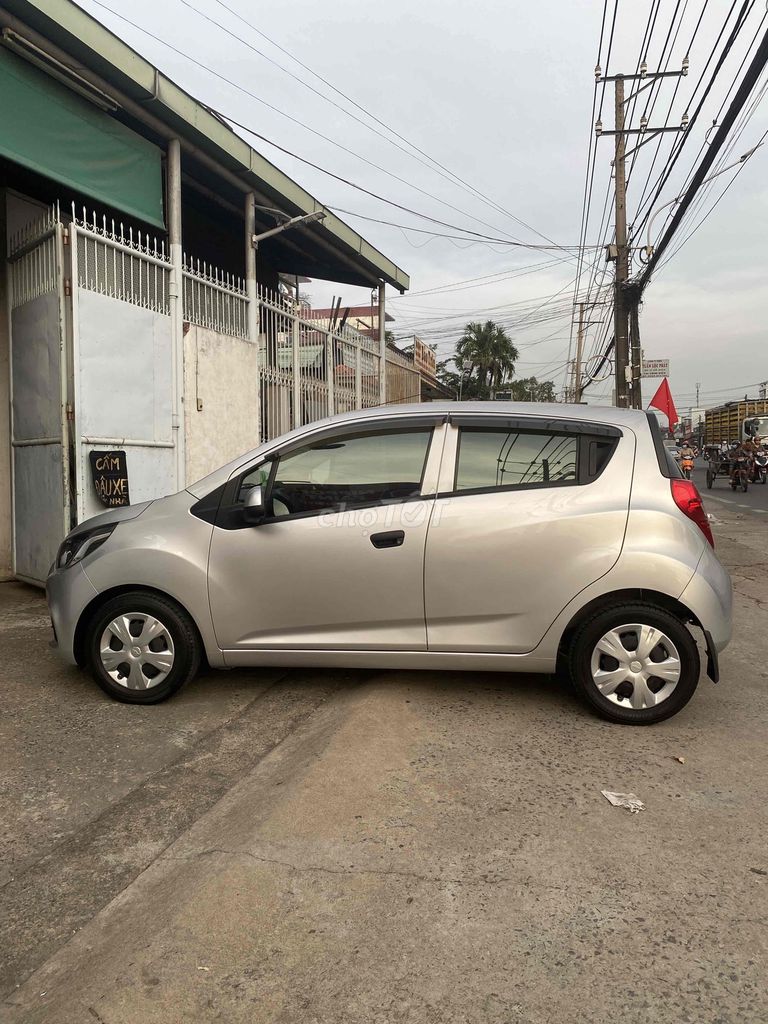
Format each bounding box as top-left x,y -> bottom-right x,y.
639,22 -> 768,284
568,0 -> 615,385
326,208 -> 596,251
86,0 -> 571,256
631,0 -> 756,242
192,0 -> 574,255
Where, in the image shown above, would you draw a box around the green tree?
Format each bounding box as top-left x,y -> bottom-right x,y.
506,377 -> 557,402
455,320 -> 519,398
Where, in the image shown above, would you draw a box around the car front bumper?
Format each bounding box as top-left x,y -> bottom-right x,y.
46,563 -> 99,666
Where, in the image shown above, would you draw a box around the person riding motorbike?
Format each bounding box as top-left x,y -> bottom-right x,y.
679,441 -> 695,480
750,437 -> 768,483
729,438 -> 755,490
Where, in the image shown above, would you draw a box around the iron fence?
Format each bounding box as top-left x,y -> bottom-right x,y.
183,257 -> 248,339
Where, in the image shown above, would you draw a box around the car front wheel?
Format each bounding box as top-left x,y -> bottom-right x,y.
85,590 -> 202,704
569,603 -> 700,724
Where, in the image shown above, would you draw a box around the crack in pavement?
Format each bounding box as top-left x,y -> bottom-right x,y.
183,846 -> 516,887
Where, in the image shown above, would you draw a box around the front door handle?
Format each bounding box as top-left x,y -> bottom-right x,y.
370,530 -> 405,549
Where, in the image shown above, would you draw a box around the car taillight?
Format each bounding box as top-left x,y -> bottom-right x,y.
671,478 -> 714,548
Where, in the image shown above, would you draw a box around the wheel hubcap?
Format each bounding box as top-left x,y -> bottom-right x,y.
99,612 -> 175,690
590,623 -> 682,709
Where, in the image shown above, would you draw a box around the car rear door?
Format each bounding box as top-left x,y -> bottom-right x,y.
424,414 -> 634,653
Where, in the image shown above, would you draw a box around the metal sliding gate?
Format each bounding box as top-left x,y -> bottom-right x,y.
8,211 -> 69,584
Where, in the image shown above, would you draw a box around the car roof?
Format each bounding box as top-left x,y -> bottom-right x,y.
187,401 -> 648,497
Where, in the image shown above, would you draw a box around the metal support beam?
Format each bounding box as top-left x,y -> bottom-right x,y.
245,192 -> 260,442
378,282 -> 387,406
326,332 -> 335,416
355,340 -> 363,410
167,138 -> 185,488
292,314 -> 301,430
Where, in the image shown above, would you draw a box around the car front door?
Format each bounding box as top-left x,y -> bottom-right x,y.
207,418 -> 444,654
424,415 -> 634,653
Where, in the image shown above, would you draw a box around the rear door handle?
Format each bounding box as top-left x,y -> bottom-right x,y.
370,530 -> 405,549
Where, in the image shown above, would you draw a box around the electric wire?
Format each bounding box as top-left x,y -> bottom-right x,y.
192,0 -> 574,255
85,0 -> 573,256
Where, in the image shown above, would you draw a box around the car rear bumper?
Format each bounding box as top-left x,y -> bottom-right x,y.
679,544 -> 733,656
46,564 -> 99,665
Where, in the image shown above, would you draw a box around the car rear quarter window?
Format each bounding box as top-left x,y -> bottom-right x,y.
455,430 -> 579,492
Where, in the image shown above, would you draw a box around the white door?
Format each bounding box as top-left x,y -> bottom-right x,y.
425,418 -> 634,653
208,420 -> 444,651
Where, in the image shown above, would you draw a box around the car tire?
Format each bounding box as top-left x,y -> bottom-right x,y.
85,590 -> 202,704
568,603 -> 700,725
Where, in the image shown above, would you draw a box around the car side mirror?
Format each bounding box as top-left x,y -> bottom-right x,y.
242,484 -> 265,524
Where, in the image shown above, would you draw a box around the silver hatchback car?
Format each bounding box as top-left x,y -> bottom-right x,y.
47,403 -> 731,724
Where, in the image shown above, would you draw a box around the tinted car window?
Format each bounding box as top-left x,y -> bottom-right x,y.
267,429 -> 433,518
456,429 -> 578,492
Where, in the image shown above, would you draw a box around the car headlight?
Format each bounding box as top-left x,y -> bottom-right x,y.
56,524 -> 117,570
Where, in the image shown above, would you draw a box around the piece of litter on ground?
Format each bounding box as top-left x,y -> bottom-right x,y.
675,756 -> 686,764
197,966 -> 211,972
601,790 -> 645,813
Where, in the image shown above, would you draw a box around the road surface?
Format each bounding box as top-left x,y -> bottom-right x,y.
693,461 -> 768,515
2,504 -> 768,1024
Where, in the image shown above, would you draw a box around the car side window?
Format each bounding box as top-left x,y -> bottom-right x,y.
258,428 -> 433,520
455,429 -> 579,492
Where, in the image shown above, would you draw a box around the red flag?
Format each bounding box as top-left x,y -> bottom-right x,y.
648,377 -> 678,429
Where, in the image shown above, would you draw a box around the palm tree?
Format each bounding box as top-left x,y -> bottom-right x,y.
456,320 -> 518,397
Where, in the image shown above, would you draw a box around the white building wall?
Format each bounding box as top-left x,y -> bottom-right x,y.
184,324 -> 259,484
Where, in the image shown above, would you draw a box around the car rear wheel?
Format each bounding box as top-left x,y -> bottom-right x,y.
85,591 -> 202,704
569,603 -> 700,724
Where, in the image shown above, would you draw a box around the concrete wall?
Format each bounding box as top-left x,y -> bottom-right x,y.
184,324 -> 259,484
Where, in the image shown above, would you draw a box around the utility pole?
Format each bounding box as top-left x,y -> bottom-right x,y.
628,297 -> 642,409
696,381 -> 701,407
613,75 -> 630,408
595,60 -> 688,409
570,300 -> 610,402
574,302 -> 586,404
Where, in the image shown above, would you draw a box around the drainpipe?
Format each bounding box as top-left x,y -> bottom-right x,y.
167,138 -> 185,489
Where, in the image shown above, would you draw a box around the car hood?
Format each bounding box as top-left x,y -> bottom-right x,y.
66,499 -> 155,539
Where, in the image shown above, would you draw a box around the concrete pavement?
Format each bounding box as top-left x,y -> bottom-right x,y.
2,508 -> 768,1023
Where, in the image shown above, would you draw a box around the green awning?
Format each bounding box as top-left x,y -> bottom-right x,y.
0,47 -> 164,227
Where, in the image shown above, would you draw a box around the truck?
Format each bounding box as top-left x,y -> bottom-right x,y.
704,400 -> 768,446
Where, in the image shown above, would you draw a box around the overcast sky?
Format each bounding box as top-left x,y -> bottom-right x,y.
78,0 -> 767,411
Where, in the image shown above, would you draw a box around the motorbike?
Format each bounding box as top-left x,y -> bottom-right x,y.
751,451 -> 768,485
680,453 -> 694,480
730,452 -> 750,493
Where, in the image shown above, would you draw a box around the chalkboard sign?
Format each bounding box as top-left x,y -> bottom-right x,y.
89,450 -> 130,507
